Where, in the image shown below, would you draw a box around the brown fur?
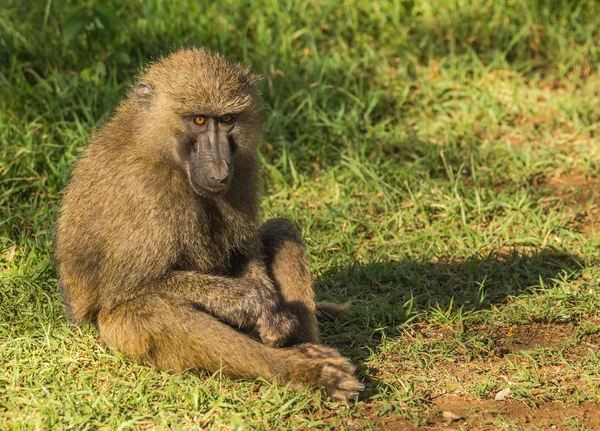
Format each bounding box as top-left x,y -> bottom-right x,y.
55,48 -> 362,400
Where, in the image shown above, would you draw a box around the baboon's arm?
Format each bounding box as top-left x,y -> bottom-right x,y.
158,270 -> 298,346
93,187 -> 297,346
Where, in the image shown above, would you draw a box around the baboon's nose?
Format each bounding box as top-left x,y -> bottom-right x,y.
209,160 -> 230,183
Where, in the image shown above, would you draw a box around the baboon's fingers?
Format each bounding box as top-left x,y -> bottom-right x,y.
257,308 -> 299,347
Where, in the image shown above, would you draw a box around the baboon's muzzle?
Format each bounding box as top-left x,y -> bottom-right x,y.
188,120 -> 233,197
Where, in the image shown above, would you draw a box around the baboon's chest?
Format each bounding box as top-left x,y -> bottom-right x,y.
173,197 -> 258,274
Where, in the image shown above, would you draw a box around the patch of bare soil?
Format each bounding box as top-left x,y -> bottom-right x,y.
361,322 -> 600,430
420,322 -> 575,354
543,175 -> 600,206
421,397 -> 600,430
484,322 -> 573,354
363,398 -> 600,430
538,173 -> 600,235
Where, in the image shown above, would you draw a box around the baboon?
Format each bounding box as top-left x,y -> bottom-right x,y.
55,48 -> 362,400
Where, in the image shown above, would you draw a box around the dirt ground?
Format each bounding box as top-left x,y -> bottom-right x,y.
380,398 -> 600,430
352,320 -> 600,430
539,173 -> 600,235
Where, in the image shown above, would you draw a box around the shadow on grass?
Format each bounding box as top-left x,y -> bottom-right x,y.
315,249 -> 582,397
317,249 -> 581,350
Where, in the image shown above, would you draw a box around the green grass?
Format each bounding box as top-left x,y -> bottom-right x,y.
1,0 -> 600,429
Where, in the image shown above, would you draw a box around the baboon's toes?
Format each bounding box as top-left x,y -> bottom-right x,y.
320,363 -> 364,401
293,343 -> 343,359
325,356 -> 357,375
287,345 -> 363,400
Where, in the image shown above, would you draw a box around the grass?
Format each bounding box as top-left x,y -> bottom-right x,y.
1,0 -> 599,429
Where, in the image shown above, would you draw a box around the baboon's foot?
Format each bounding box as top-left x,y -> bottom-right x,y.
293,343 -> 343,359
287,344 -> 364,401
318,358 -> 364,400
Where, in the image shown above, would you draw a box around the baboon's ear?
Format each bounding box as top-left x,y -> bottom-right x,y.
134,82 -> 154,107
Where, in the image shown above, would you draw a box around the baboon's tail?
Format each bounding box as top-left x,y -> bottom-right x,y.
316,301 -> 352,317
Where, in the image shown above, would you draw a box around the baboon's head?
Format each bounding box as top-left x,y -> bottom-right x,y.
131,48 -> 263,197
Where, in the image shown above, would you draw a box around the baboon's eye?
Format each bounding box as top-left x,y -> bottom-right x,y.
221,114 -> 235,124
193,116 -> 207,125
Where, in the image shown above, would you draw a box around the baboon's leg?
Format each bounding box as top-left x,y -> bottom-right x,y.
260,218 -> 319,344
97,294 -> 362,400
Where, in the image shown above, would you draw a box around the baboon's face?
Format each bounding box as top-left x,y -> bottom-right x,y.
179,113 -> 237,197
133,49 -> 263,198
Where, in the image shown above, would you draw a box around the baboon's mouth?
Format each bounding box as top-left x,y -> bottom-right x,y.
191,180 -> 230,198
186,164 -> 231,198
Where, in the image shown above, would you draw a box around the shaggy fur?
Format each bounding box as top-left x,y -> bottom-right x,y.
55,48 -> 362,400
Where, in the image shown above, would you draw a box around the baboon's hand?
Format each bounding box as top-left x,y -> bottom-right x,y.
245,277 -> 299,347
257,307 -> 299,347
289,343 -> 364,401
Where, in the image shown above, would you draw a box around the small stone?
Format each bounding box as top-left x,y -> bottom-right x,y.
442,411 -> 463,422
495,387 -> 511,401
